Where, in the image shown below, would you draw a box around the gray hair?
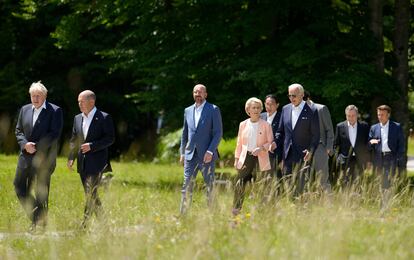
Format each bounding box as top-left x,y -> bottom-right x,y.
80,90 -> 96,101
345,104 -> 358,114
29,81 -> 47,96
288,83 -> 304,95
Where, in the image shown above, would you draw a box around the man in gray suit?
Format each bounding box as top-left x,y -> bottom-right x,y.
304,91 -> 334,193
179,84 -> 223,214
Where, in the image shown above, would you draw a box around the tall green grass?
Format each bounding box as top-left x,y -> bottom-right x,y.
0,154 -> 414,259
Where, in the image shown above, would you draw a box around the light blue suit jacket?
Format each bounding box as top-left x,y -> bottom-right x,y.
180,101 -> 223,161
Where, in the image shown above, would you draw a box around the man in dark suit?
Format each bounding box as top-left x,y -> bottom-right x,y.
369,105 -> 405,190
68,90 -> 115,227
179,84 -> 223,214
260,94 -> 282,177
334,105 -> 370,187
276,83 -> 320,195
14,81 -> 63,231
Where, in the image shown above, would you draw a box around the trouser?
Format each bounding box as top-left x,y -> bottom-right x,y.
375,153 -> 397,190
80,172 -> 103,220
233,153 -> 258,210
14,166 -> 51,225
283,153 -> 309,197
180,150 -> 215,214
312,144 -> 331,193
339,155 -> 364,188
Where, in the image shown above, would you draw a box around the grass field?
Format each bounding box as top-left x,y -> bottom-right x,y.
1,154 -> 414,259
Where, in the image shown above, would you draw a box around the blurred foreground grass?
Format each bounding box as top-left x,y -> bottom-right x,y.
0,154 -> 414,259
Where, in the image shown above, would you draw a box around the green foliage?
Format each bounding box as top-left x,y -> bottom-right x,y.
155,129 -> 182,163
218,137 -> 237,166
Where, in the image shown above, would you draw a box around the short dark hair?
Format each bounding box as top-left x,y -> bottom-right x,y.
377,104 -> 391,114
265,94 -> 279,104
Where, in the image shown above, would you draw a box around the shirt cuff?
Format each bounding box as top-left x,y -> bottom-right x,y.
206,150 -> 213,155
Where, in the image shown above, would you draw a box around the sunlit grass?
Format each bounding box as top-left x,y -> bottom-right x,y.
1,154 -> 414,259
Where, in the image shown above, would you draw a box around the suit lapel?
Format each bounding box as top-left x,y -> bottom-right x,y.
344,122 -> 351,145
196,102 -> 208,131
286,105 -> 293,131
77,115 -> 85,143
85,110 -> 100,142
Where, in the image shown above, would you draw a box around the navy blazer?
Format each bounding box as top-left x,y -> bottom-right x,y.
68,109 -> 115,175
15,102 -> 63,172
334,120 -> 370,165
369,120 -> 405,165
260,111 -> 282,159
276,102 -> 320,162
180,101 -> 223,161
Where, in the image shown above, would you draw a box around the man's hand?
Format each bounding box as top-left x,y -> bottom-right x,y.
270,142 -> 277,152
24,142 -> 36,154
80,143 -> 91,153
203,152 -> 213,163
67,160 -> 74,171
303,149 -> 311,162
370,139 -> 380,145
180,155 -> 184,165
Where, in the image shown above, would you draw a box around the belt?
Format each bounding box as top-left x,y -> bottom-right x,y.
247,151 -> 254,156
381,151 -> 392,156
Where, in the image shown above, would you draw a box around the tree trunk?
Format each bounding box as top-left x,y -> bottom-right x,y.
392,0 -> 410,170
368,0 -> 385,123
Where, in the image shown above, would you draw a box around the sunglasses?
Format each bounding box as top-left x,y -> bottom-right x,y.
287,94 -> 297,98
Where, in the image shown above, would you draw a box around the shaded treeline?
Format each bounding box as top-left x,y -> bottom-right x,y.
0,0 -> 412,160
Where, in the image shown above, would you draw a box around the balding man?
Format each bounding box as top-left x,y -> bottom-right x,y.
276,83 -> 319,195
179,84 -> 223,214
14,81 -> 63,232
68,90 -> 115,228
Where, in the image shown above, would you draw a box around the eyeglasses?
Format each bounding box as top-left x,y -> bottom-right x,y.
287,94 -> 297,98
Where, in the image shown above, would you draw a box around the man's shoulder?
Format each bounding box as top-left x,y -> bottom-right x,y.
260,112 -> 267,119
337,120 -> 347,128
46,102 -> 61,111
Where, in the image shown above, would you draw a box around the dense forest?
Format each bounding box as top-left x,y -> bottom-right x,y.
0,0 -> 412,160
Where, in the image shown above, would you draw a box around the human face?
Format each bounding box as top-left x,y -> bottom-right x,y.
265,97 -> 278,115
346,109 -> 358,126
288,87 -> 303,106
30,91 -> 46,109
248,102 -> 262,121
377,109 -> 390,125
78,94 -> 95,115
193,85 -> 207,106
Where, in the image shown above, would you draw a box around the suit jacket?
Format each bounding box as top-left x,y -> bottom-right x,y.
276,102 -> 320,162
68,109 -> 115,175
369,120 -> 405,166
260,111 -> 282,159
309,102 -> 334,154
15,101 -> 63,173
234,119 -> 273,171
180,101 -> 223,161
334,120 -> 370,165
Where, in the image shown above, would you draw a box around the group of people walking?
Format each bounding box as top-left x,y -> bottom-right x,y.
14,81 -> 114,232
179,83 -> 406,216
13,81 -> 405,232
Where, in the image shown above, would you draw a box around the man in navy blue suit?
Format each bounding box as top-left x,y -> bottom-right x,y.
369,105 -> 405,190
179,84 -> 223,214
68,90 -> 115,227
14,81 -> 63,231
276,83 -> 319,195
260,94 -> 282,178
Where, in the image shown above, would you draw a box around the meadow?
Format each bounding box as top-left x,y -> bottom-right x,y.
1,154 -> 414,259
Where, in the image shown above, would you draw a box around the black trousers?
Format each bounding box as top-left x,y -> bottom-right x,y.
233,153 -> 258,210
340,155 -> 364,187
14,166 -> 51,225
80,172 -> 103,220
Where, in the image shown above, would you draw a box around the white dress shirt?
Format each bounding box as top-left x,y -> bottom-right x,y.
292,101 -> 305,129
347,121 -> 357,148
267,111 -> 276,125
194,100 -> 206,128
32,101 -> 47,126
82,107 -> 97,139
380,121 -> 392,152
